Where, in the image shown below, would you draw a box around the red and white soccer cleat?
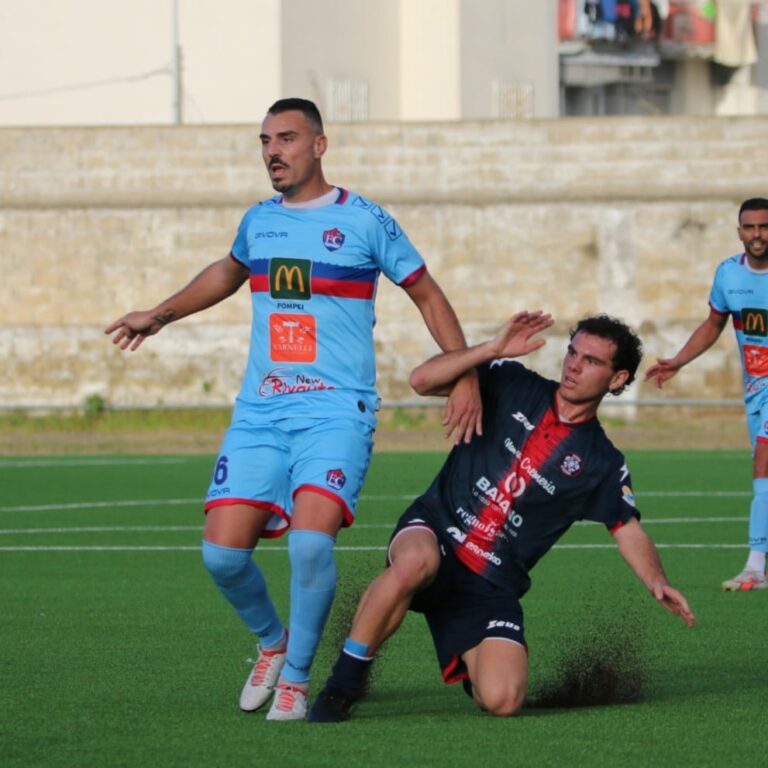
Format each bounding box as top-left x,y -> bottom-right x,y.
239,643 -> 288,711
721,569 -> 768,592
266,683 -> 308,721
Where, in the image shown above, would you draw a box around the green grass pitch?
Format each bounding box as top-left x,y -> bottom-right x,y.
0,450 -> 762,767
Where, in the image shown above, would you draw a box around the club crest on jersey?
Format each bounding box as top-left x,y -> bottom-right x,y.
326,468 -> 347,490
323,227 -> 345,251
560,452 -> 583,477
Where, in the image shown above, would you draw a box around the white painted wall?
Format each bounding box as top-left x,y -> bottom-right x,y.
0,0 -> 557,125
399,0 -> 461,120
0,0 -> 281,126
280,0 -> 402,119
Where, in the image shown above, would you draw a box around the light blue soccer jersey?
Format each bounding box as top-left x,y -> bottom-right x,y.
228,188 -> 425,426
709,252 -> 768,409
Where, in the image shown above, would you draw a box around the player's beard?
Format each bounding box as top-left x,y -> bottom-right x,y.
746,239 -> 767,262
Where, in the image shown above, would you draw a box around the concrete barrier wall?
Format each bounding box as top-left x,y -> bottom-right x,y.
2,116 -> 767,410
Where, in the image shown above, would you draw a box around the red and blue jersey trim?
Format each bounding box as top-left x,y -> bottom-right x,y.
399,264 -> 427,288
248,259 -> 378,299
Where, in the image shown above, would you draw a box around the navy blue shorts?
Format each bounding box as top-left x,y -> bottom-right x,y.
389,508 -> 526,684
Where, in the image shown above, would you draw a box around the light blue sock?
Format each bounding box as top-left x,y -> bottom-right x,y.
201,540 -> 284,647
748,479 -> 768,554
282,530 -> 337,684
344,637 -> 372,660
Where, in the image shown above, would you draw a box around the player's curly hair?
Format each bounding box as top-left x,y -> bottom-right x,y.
267,98 -> 324,133
569,315 -> 643,396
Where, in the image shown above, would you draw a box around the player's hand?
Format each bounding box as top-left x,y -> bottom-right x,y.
489,311 -> 554,359
443,370 -> 482,444
652,583 -> 696,627
644,358 -> 681,388
104,310 -> 166,351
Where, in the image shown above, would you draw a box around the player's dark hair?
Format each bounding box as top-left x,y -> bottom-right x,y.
267,98 -> 324,133
738,197 -> 768,222
569,315 -> 643,396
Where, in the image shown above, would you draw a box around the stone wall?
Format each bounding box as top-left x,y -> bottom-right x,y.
2,116 -> 767,410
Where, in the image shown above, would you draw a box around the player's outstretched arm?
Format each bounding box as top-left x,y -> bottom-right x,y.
613,518 -> 696,627
105,256 -> 249,351
410,310 -> 553,397
644,310 -> 727,389
402,271 -> 482,442
442,371 -> 483,444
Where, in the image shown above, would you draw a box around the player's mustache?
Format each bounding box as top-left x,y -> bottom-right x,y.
269,158 -> 288,170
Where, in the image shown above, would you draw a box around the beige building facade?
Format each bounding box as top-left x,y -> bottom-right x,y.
2,115 -> 766,410
3,1 -> 767,126
0,0 -> 558,125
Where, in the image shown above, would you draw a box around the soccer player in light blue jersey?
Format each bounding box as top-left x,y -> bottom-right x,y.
105,98 -> 481,719
646,198 -> 768,591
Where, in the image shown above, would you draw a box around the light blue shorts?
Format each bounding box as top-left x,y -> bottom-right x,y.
204,415 -> 375,538
746,399 -> 768,448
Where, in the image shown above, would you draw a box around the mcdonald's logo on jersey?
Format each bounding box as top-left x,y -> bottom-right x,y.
270,258 -> 312,300
742,308 -> 768,337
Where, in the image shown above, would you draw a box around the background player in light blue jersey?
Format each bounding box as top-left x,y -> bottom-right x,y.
646,198 -> 768,591
105,98 -> 481,719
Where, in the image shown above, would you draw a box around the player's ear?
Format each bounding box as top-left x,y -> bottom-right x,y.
313,133 -> 328,159
608,369 -> 629,395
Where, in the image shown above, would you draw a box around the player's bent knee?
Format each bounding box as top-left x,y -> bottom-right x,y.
485,695 -> 524,718
201,540 -> 252,588
288,530 -> 335,571
472,680 -> 525,717
472,677 -> 526,717
389,552 -> 436,594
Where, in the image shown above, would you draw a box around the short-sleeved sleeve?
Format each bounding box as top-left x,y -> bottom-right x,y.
708,261 -> 728,315
582,460 -> 640,532
360,199 -> 425,286
229,208 -> 256,268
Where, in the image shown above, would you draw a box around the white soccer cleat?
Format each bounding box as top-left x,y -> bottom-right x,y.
239,644 -> 287,712
721,569 -> 768,592
265,683 -> 308,721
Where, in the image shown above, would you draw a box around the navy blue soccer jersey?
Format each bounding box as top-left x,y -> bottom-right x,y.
411,359 -> 639,596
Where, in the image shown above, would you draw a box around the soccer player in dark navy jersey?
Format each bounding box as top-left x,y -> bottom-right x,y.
105,98 -> 480,720
309,311 -> 696,722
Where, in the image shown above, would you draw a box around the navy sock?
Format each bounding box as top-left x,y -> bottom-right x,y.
327,650 -> 373,699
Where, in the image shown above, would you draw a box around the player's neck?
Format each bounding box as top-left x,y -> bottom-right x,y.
282,185 -> 339,210
282,175 -> 334,205
744,253 -> 768,272
554,390 -> 599,424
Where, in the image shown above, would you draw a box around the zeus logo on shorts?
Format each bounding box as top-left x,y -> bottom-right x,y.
326,468 -> 346,490
487,619 -> 521,631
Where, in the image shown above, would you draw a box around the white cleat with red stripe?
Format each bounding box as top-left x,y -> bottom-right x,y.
722,569 -> 768,592
266,683 -> 308,721
239,644 -> 287,712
